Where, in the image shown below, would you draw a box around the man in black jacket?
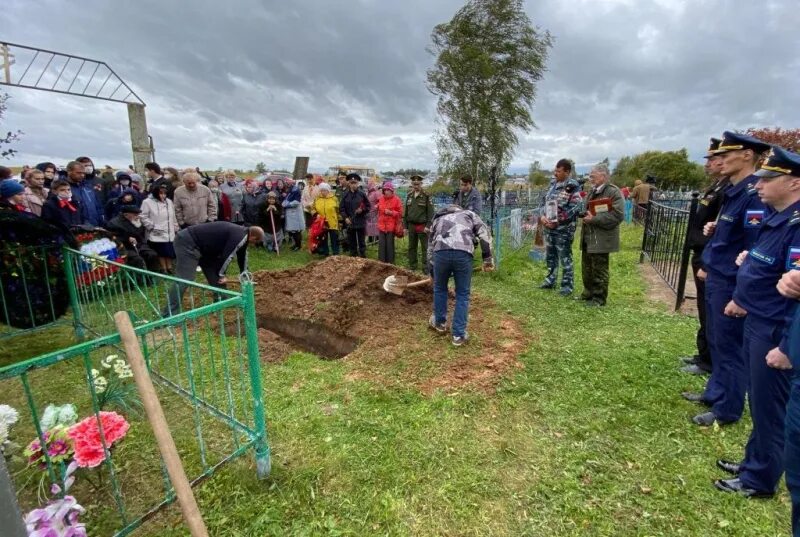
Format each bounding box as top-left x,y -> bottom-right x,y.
106,205 -> 159,271
164,221 -> 264,315
679,138 -> 729,380
146,162 -> 175,200
339,173 -> 371,257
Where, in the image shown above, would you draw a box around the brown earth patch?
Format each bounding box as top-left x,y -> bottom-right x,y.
250,256 -> 529,394
639,263 -> 698,316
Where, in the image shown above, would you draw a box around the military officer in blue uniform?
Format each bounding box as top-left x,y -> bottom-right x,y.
538,159 -> 583,295
710,146 -> 800,499
690,131 -> 771,426
777,264 -> 800,534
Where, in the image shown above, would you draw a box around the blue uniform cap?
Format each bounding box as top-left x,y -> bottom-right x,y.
755,146 -> 800,179
714,131 -> 771,155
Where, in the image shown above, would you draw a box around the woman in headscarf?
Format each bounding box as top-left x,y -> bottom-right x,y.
282,179 -> 304,251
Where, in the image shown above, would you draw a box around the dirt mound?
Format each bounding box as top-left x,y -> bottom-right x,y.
251,256 -> 527,393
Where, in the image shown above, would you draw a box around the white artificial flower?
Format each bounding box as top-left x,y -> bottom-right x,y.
0,405 -> 19,428
113,359 -> 133,379
40,404 -> 78,430
0,422 -> 9,446
101,354 -> 118,369
91,369 -> 100,379
93,376 -> 108,394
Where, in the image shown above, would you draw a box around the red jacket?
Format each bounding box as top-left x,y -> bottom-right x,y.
377,194 -> 402,233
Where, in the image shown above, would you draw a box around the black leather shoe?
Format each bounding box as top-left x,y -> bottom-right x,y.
681,392 -> 711,406
681,364 -> 710,376
539,282 -> 555,289
680,355 -> 699,365
692,411 -> 718,426
716,459 -> 741,476
713,478 -> 773,498
584,300 -> 605,308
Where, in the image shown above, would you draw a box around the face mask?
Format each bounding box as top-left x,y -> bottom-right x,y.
44,172 -> 54,179
57,192 -> 71,201
84,165 -> 94,174
120,180 -> 130,187
132,218 -> 142,228
164,173 -> 172,180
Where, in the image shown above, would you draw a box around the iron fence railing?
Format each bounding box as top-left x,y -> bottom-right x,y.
0,247 -> 269,536
639,194 -> 700,310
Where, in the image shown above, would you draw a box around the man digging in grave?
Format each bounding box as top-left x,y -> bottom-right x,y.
427,204 -> 494,346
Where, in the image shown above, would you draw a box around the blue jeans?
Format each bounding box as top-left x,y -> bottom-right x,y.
433,250 -> 473,338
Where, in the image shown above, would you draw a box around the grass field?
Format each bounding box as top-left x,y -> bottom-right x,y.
2,225 -> 791,535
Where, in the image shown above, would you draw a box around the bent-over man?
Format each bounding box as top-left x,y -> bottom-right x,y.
164,221 -> 264,315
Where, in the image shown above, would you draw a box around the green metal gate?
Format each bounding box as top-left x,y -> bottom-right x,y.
0,246 -> 269,535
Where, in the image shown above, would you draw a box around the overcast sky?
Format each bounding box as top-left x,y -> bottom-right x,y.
3,0 -> 799,173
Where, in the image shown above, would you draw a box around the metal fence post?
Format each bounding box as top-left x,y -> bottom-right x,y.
62,248 -> 85,341
638,201 -> 652,264
493,215 -> 501,269
240,277 -> 271,479
674,192 -> 700,311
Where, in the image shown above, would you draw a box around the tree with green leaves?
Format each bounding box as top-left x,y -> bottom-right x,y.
255,162 -> 267,174
426,0 -> 552,185
528,160 -> 549,186
611,149 -> 705,189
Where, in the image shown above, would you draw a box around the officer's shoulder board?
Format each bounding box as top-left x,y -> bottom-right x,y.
790,210 -> 800,226
746,182 -> 758,196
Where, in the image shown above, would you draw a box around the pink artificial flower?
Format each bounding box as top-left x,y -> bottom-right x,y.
67,412 -> 130,468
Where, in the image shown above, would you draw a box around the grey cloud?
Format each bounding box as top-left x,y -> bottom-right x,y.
3,0 -> 800,173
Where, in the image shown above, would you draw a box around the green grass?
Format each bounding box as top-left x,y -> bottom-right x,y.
1,227 -> 792,535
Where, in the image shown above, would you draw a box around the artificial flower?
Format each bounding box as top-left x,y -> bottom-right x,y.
0,404 -> 19,428
24,426 -> 74,469
113,359 -> 133,379
40,404 -> 78,431
101,354 -> 119,369
25,461 -> 86,537
68,411 -> 130,468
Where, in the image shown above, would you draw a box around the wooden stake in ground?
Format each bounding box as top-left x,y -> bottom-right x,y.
114,311 -> 210,537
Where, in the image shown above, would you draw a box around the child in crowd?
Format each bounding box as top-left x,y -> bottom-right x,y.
41,180 -> 82,230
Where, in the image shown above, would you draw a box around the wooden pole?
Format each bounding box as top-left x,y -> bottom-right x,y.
113,311 -> 210,537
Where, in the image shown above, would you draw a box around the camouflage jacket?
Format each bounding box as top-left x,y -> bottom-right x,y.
540,177 -> 583,233
427,206 -> 493,268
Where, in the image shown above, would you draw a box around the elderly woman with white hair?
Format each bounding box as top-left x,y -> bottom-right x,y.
578,163 -> 624,307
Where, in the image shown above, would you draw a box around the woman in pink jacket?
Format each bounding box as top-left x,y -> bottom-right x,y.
376,181 -> 402,264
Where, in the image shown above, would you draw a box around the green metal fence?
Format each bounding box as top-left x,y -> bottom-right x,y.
493,208 -> 540,269
0,246 -> 269,536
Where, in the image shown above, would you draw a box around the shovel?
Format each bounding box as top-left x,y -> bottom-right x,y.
382,275 -> 431,296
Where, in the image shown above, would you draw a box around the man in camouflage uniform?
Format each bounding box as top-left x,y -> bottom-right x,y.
538,159 -> 583,295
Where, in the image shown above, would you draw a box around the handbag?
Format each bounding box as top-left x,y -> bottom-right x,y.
395,219 -> 405,239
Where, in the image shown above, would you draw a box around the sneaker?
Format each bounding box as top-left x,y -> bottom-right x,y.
452,333 -> 469,347
429,315 -> 446,334
559,287 -> 573,296
195,266 -> 202,273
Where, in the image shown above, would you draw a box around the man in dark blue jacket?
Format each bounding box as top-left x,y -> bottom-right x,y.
339,173 -> 371,257
66,160 -> 104,226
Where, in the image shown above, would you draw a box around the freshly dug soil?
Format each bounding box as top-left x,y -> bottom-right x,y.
251,256 -> 528,394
